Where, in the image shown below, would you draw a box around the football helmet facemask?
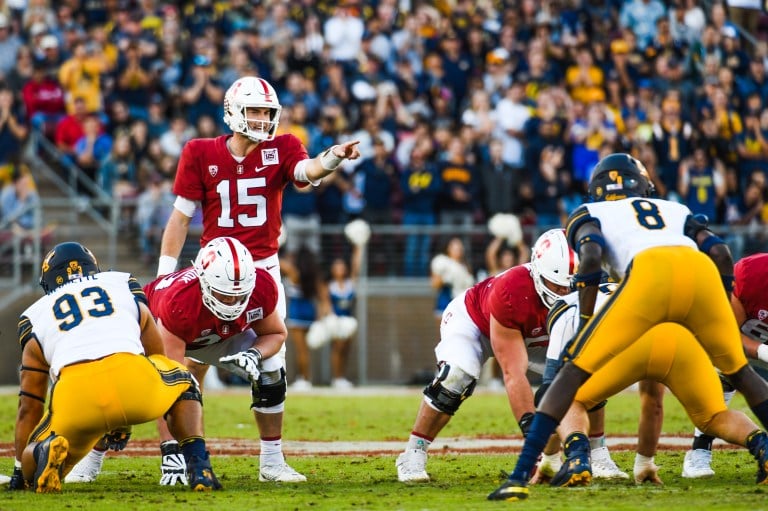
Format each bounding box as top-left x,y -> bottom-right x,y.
194,237 -> 256,321
588,153 -> 654,202
223,76 -> 282,142
39,242 -> 100,294
530,229 -> 578,309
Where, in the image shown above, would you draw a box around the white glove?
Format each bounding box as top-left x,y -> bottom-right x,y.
218,348 -> 262,383
159,453 -> 188,486
633,454 -> 662,485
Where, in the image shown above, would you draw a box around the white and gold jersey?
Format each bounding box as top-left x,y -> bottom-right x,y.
567,197 -> 697,280
19,271 -> 147,378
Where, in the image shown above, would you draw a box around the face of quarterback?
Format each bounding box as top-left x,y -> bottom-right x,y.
244,106 -> 273,136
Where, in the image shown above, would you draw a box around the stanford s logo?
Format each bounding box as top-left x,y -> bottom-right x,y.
208,165 -> 218,177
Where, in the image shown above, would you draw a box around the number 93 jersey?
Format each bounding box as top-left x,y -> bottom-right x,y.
566,198 -> 697,280
18,272 -> 147,378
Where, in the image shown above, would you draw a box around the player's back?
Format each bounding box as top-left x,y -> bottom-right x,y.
572,197 -> 697,279
20,271 -> 145,376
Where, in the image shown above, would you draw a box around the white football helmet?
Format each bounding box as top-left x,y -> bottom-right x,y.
530,229 -> 578,309
194,237 -> 256,321
223,76 -> 282,142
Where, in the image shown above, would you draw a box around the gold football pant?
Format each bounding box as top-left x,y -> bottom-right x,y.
575,322 -> 727,431
29,352 -> 192,472
567,246 -> 748,377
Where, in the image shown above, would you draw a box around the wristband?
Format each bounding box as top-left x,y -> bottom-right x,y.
248,347 -> 263,363
757,344 -> 768,364
157,255 -> 178,276
320,145 -> 344,170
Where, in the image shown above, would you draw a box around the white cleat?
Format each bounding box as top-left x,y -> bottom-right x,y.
591,446 -> 629,480
396,449 -> 430,482
331,378 -> 354,389
64,449 -> 105,483
259,457 -> 307,482
289,378 -> 313,391
682,449 -> 715,478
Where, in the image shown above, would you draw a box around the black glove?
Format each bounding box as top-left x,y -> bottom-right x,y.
104,427 -> 132,451
8,466 -> 25,491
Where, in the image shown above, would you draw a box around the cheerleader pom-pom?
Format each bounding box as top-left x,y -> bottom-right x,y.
488,213 -> 522,245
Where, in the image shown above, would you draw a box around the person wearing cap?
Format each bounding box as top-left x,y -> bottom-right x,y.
21,58 -> 66,136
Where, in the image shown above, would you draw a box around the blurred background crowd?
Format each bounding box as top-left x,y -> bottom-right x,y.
1,0 -> 768,271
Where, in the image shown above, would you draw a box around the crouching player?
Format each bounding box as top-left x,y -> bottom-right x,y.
10,242 -> 220,493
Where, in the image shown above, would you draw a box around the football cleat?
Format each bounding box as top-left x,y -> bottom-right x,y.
33,434 -> 69,493
186,452 -> 222,491
259,456 -> 307,482
396,449 -> 429,482
747,431 -> 768,484
681,449 -> 715,479
550,433 -> 592,487
591,446 -> 629,480
487,478 -> 529,501
64,448 -> 105,483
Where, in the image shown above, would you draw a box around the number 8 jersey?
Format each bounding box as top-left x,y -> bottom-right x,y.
567,197 -> 698,280
18,272 -> 147,378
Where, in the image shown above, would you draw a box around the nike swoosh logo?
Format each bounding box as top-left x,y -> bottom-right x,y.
255,165 -> 269,172
266,265 -> 277,271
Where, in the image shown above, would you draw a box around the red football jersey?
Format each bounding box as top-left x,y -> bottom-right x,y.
144,266 -> 278,349
464,264 -> 550,349
735,253 -> 768,323
173,134 -> 310,260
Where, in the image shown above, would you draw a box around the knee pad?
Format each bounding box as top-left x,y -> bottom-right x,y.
251,368 -> 287,412
423,362 -> 477,416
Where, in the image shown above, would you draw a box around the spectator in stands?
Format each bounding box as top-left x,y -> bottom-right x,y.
114,40 -> 153,121
180,50 -> 224,127
323,2 -> 365,76
401,139 -> 441,277
357,137 -> 400,225
98,131 -> 138,202
135,172 -> 174,264
678,145 -> 727,223
145,93 -> 169,139
0,13 -> 22,80
0,86 -> 29,184
53,95 -> 90,164
0,165 -> 54,253
493,81 -> 531,170
21,58 -> 66,137
437,135 -> 479,229
5,45 -> 34,99
158,115 -> 194,159
58,38 -> 108,114
651,96 -> 694,199
619,0 -> 667,51
73,114 -> 112,193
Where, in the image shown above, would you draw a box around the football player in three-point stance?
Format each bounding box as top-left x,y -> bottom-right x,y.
11,242 -> 220,493
68,76 -> 361,484
682,253 -> 768,478
397,229 -> 588,483
489,153 -> 768,501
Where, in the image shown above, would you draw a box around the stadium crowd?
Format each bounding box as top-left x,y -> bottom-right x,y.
1,0 -> 768,269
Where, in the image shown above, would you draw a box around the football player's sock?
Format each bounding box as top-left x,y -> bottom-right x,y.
510,412 -> 559,481
407,433 -> 433,453
750,400 -> 768,431
179,436 -> 206,460
260,436 -> 283,465
589,432 -> 605,450
746,430 -> 768,457
692,433 -> 714,451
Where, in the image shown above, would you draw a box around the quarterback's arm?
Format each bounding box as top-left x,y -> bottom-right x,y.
249,309 -> 288,359
157,206 -> 194,276
489,315 -> 535,426
139,302 -> 166,357
15,339 -> 49,464
301,140 -> 361,184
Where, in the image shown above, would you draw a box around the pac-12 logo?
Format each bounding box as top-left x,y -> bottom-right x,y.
208,165 -> 218,177
759,310 -> 768,321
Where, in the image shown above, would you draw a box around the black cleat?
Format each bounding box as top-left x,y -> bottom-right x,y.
487,478 -> 529,501
33,433 -> 69,494
186,452 -> 222,491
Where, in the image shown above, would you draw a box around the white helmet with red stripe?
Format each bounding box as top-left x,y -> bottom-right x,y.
194,237 -> 256,321
530,228 -> 578,309
223,76 -> 282,142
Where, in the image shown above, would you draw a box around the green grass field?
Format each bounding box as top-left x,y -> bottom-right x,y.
1,387 -> 767,510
